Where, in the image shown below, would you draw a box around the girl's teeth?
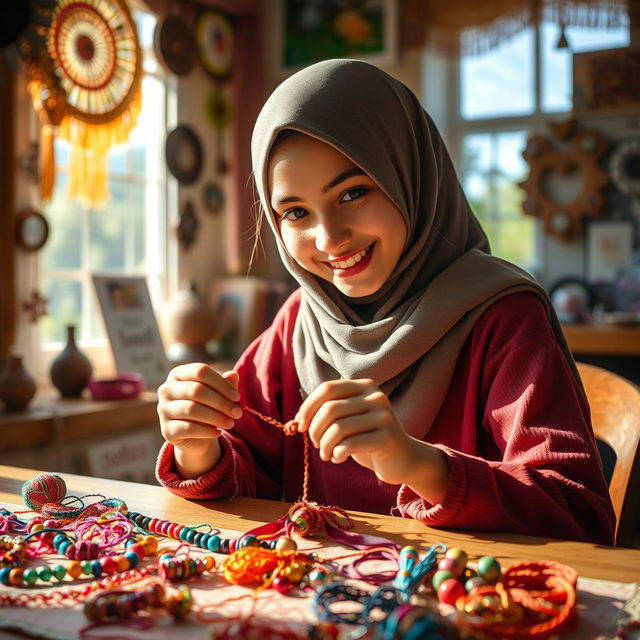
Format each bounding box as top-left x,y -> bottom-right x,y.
330,247 -> 368,269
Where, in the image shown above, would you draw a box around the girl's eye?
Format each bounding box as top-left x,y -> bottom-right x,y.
281,207 -> 308,222
341,186 -> 369,202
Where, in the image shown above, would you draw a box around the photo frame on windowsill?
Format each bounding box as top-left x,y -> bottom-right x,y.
273,0 -> 398,76
93,275 -> 169,388
586,220 -> 635,284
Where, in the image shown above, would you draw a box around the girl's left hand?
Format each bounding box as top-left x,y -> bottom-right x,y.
294,378 -> 419,486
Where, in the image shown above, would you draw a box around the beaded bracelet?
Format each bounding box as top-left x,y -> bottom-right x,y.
0,535 -> 27,569
126,510 -> 297,555
0,531 -> 158,587
84,582 -> 192,622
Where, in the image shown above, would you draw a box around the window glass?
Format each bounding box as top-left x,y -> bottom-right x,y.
461,28 -> 534,119
89,181 -> 127,271
42,173 -> 83,271
41,279 -> 82,342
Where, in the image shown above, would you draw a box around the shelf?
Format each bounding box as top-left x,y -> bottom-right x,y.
561,324 -> 640,356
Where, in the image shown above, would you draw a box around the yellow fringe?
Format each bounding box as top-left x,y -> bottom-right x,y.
57,85 -> 142,210
40,124 -> 55,203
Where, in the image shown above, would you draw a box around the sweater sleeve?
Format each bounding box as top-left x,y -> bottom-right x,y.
156,291 -> 301,501
397,293 -> 616,545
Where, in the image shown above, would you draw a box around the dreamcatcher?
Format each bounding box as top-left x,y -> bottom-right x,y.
28,0 -> 142,208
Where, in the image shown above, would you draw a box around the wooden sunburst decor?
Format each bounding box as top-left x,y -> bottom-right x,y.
519,120 -> 609,241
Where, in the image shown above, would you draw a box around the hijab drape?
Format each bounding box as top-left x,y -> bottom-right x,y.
251,59 -> 577,438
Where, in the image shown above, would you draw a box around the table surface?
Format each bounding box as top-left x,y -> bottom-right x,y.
1,465 -> 640,584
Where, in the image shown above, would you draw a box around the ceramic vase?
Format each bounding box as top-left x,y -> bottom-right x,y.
50,325 -> 93,398
164,281 -> 216,364
0,354 -> 37,411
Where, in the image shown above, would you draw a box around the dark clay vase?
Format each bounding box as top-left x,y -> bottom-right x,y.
50,325 -> 93,398
0,355 -> 37,411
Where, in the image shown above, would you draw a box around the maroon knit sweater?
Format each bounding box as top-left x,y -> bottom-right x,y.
156,290 -> 615,545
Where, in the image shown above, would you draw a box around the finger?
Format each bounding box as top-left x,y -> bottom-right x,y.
159,380 -> 243,421
297,379 -> 374,434
162,419 -> 222,445
330,429 -> 388,464
162,398 -> 237,431
308,397 -> 371,449
171,363 -> 241,403
316,413 -> 376,462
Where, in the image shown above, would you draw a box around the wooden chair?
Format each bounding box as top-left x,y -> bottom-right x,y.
577,362 -> 640,547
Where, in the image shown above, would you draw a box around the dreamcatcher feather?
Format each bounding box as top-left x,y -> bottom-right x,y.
28,0 -> 142,208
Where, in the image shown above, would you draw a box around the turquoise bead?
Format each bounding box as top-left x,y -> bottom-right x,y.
207,535 -> 220,552
90,560 -> 102,577
124,551 -> 139,568
179,527 -> 191,542
0,567 -> 12,585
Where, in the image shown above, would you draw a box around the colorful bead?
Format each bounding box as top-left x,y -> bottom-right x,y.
437,578 -> 466,605
477,556 -> 501,583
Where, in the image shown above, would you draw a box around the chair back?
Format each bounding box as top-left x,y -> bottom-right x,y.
577,362 -> 640,547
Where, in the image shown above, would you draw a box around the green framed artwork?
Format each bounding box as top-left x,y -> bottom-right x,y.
276,0 -> 398,72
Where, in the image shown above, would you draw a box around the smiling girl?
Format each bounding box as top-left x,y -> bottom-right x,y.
156,59 -> 614,544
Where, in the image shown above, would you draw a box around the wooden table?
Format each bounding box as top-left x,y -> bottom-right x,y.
1,465 -> 640,584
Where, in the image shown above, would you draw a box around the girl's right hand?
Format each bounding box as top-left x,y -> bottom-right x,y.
157,363 -> 243,477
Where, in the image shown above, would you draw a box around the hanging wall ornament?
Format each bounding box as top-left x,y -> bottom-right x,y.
153,8 -> 196,76
610,139 -> 640,200
42,0 -> 142,209
23,290 -> 48,324
176,201 -> 199,251
165,125 -> 203,185
195,9 -> 234,80
519,120 -> 609,241
202,181 -> 224,215
205,88 -> 231,174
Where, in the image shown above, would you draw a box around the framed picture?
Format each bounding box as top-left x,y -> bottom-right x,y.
93,275 -> 169,388
274,0 -> 398,74
573,47 -> 640,113
586,220 -> 635,283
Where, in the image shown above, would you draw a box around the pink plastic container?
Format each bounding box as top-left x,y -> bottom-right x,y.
87,373 -> 144,401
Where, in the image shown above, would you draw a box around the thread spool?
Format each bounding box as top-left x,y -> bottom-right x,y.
22,473 -> 67,511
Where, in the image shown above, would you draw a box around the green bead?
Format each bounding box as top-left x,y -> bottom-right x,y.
477,556 -> 501,583
37,567 -> 52,581
432,569 -> 455,590
81,561 -> 92,575
52,564 -> 67,581
23,568 -> 38,585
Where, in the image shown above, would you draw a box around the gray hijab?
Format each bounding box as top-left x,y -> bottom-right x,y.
251,59 -> 575,438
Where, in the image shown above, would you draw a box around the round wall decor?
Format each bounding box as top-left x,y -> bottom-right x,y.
165,125 -> 203,185
153,13 -> 196,76
195,9 -> 234,78
610,139 -> 640,198
16,207 -> 49,252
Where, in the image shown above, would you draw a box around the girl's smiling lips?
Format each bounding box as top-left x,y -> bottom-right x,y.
322,243 -> 375,276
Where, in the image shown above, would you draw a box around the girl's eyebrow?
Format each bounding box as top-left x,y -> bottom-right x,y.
272,167 -> 366,207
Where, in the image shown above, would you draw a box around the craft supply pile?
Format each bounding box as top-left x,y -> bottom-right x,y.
0,472 -> 580,639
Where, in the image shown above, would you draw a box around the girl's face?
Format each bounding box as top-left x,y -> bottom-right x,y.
267,134 -> 407,298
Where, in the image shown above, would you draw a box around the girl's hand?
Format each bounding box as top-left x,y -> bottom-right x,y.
295,379 -> 449,502
157,363 -> 242,478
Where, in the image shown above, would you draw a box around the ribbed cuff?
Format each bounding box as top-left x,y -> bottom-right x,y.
155,437 -> 236,500
396,446 -> 468,525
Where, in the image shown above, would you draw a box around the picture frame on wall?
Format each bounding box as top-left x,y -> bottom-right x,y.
586,220 -> 634,283
93,275 -> 169,388
573,47 -> 640,113
274,0 -> 398,74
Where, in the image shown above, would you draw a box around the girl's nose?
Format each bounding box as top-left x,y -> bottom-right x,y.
314,218 -> 350,254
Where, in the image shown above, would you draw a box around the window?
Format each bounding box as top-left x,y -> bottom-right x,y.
438,18 -> 629,274
41,11 -> 171,362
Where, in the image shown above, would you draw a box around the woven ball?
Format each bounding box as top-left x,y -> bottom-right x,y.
22,473 -> 67,510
